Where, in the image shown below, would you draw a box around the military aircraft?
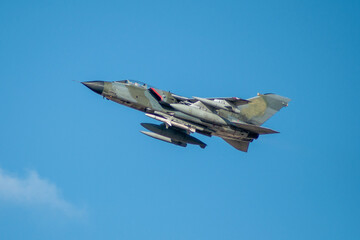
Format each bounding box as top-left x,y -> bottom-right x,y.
82,80 -> 290,152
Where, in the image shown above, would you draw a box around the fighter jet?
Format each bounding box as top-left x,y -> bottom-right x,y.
82,80 -> 290,152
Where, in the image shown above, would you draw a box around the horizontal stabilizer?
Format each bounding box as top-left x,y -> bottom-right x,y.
231,122 -> 279,134
222,138 -> 250,152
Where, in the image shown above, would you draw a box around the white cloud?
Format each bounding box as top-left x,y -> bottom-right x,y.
0,168 -> 83,217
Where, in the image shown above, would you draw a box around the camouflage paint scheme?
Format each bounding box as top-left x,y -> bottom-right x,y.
82,80 -> 290,152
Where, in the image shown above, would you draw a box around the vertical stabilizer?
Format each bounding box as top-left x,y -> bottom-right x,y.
238,94 -> 290,126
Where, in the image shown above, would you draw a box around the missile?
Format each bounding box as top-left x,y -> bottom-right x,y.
145,113 -> 196,133
140,131 -> 187,147
145,114 -> 172,127
170,104 -> 228,126
141,123 -> 206,148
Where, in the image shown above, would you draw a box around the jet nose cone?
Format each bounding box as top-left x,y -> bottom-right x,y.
82,81 -> 104,95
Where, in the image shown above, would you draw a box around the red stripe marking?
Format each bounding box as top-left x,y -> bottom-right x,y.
150,88 -> 163,101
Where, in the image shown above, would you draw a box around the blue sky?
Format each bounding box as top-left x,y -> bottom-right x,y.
0,0 -> 359,239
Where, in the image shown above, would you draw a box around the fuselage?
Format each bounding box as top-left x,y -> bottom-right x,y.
82,79 -> 290,151
83,80 -> 252,140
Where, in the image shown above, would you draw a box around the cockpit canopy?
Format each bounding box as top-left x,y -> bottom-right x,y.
115,80 -> 152,89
